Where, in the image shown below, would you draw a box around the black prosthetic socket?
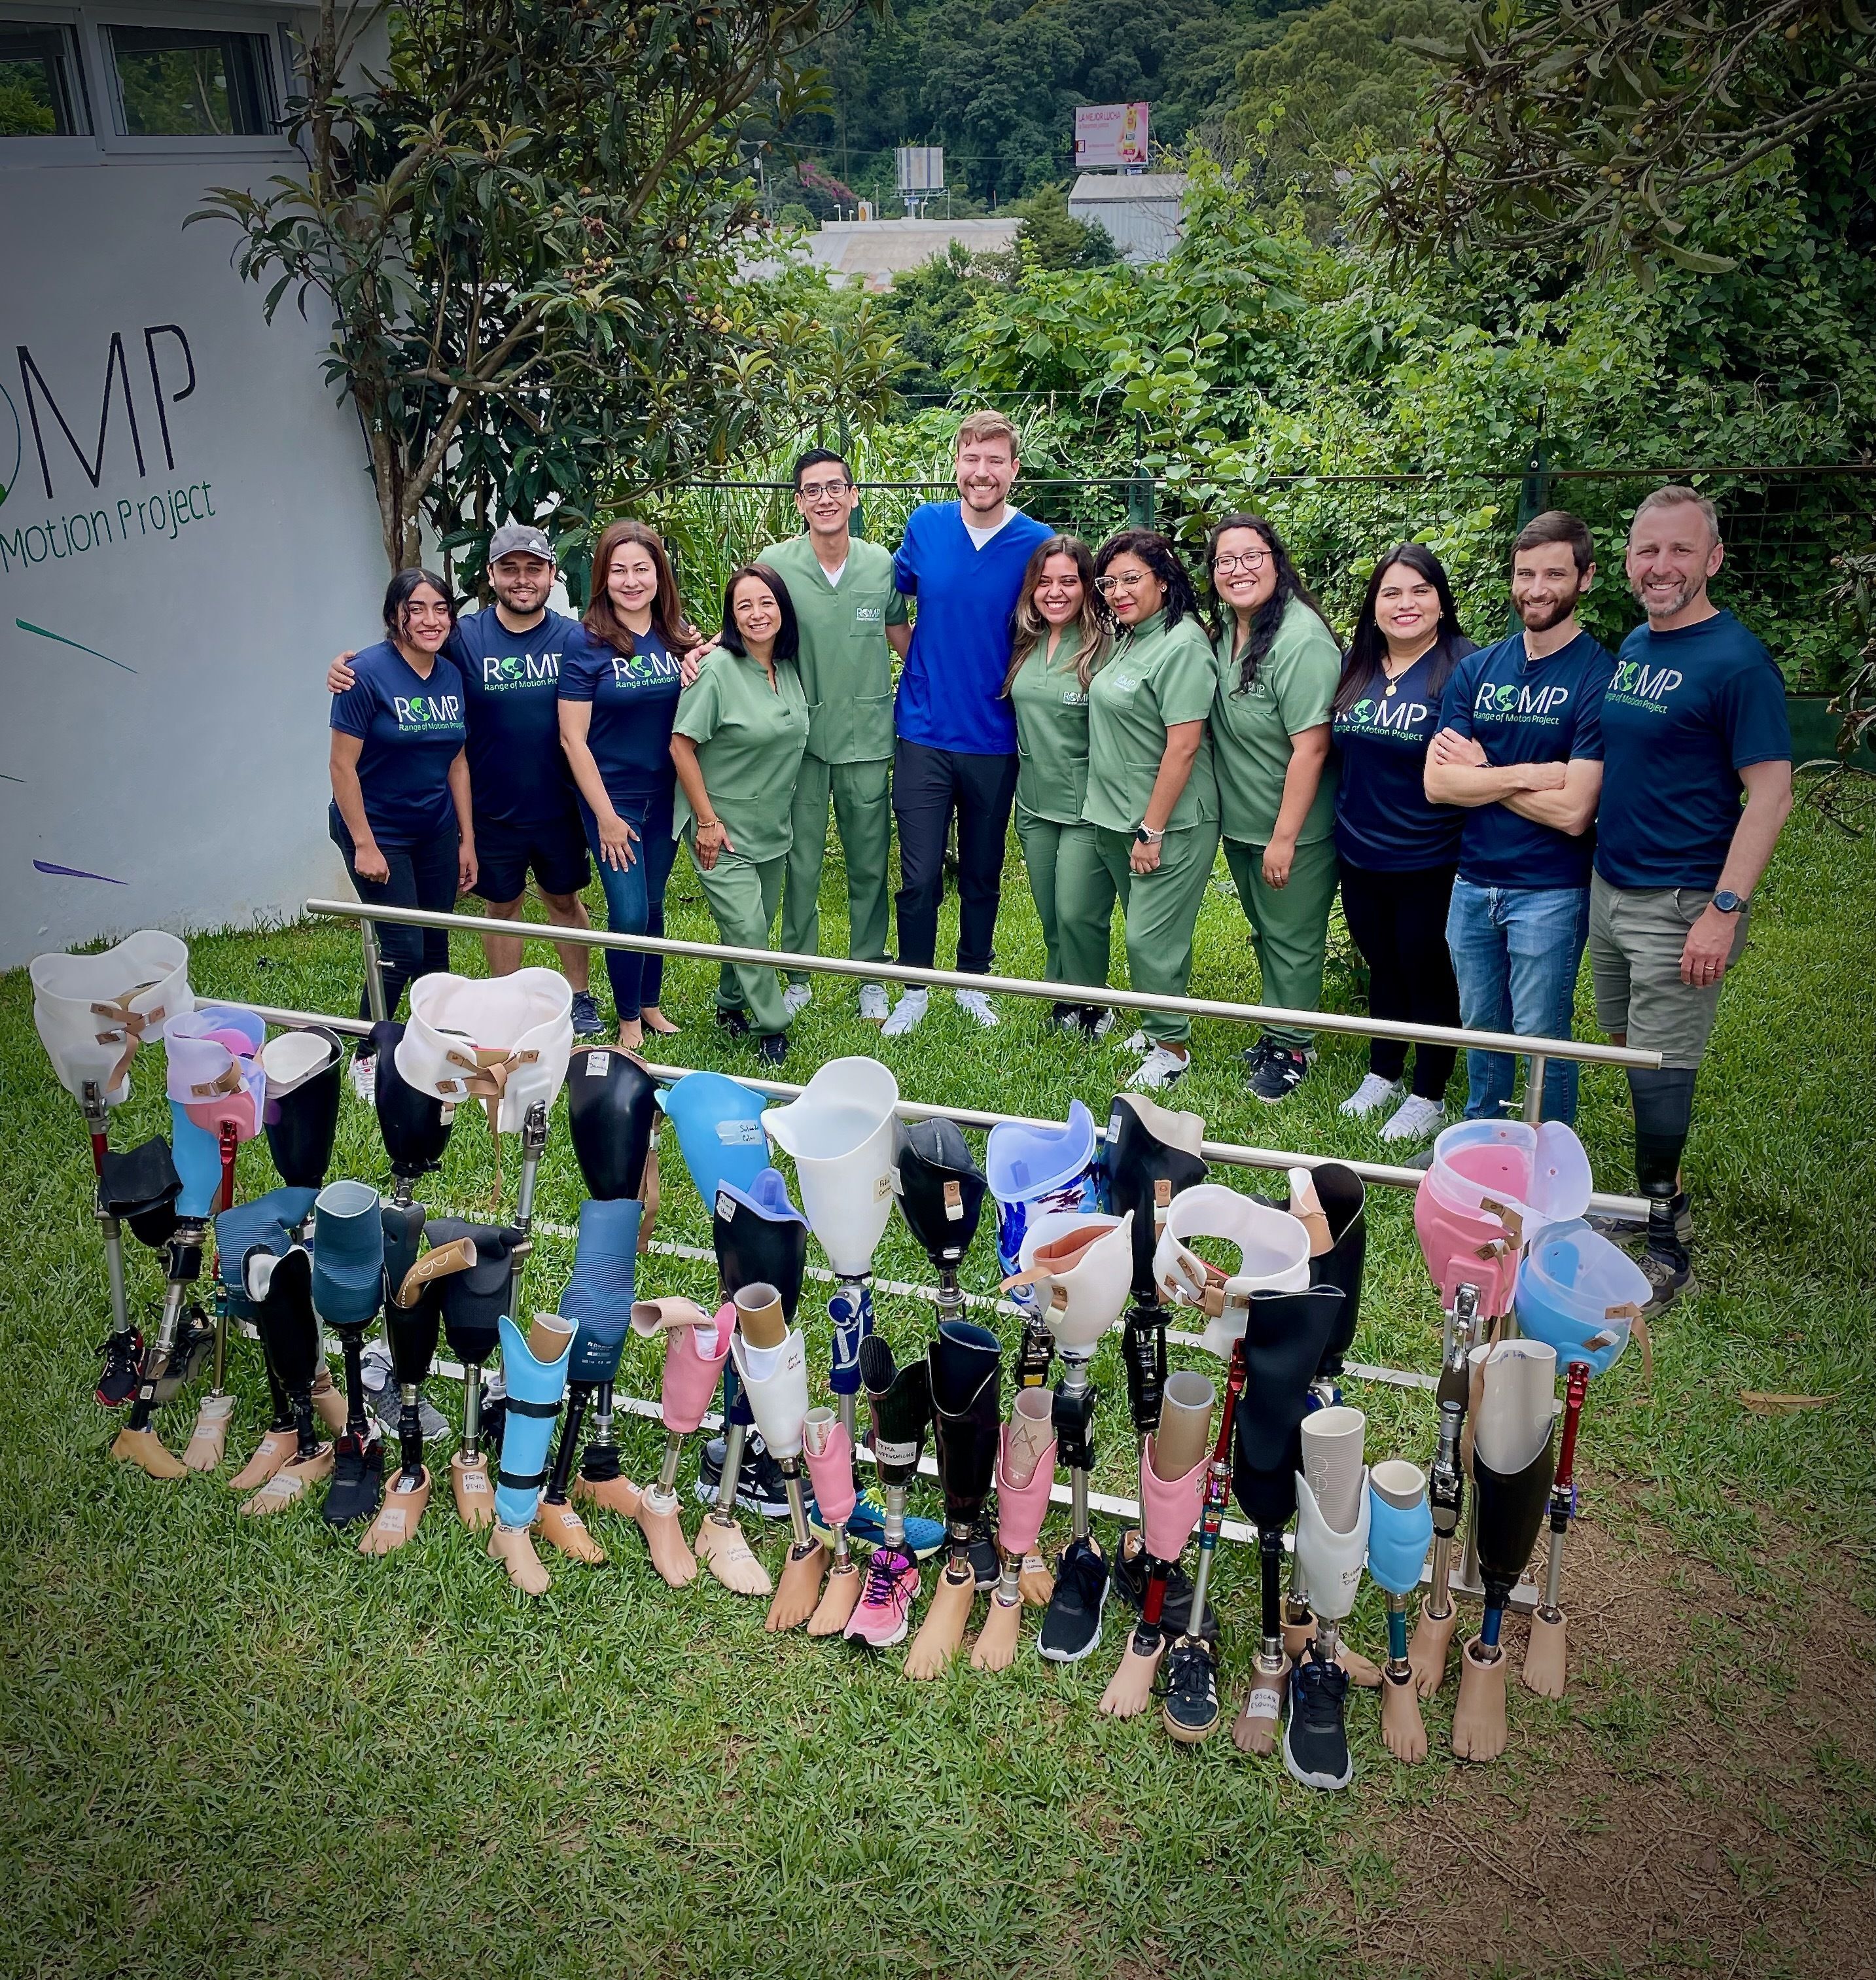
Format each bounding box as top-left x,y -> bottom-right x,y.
383,1271 -> 440,1487
249,1245 -> 321,1458
860,1335 -> 933,1487
1629,1067 -> 1697,1262
929,1321 -> 1002,1569
99,1137 -> 182,1248
567,1045 -> 658,1200
372,1021 -> 453,1191
1101,1093 -> 1208,1300
1268,1161 -> 1367,1383
1474,1442 -> 1557,1605
895,1118 -> 988,1275
713,1181 -> 808,1320
263,1029 -> 343,1188
425,1219 -> 518,1458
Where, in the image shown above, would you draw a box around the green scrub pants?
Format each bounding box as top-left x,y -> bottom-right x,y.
1222,835 -> 1340,1048
693,841 -> 791,1036
1014,808 -> 1099,985
781,754 -> 893,986
1057,822 -> 1220,1047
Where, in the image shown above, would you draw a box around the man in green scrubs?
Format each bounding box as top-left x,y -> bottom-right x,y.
762,450 -> 911,1023
1059,544 -> 1221,1087
670,620 -> 811,1059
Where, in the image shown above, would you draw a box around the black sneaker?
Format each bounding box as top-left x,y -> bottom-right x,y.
1283,1646 -> 1353,1790
569,991 -> 607,1040
1245,1038 -> 1313,1103
694,1431 -> 791,1519
1038,1535 -> 1109,1663
1112,1540 -> 1217,1642
967,1514 -> 1000,1591
714,1006 -> 751,1038
1637,1247 -> 1695,1316
1162,1635 -> 1222,1743
757,1032 -> 788,1067
322,1432 -> 384,1528
95,1328 -> 143,1408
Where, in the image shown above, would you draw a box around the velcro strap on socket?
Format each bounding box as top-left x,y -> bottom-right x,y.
499,1466 -> 549,1489
504,1395 -> 561,1420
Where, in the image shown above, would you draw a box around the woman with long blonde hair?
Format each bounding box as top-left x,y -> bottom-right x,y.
1001,534 -> 1111,1031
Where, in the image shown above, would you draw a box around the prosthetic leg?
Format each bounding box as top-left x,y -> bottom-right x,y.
1284,1407 -> 1370,1791
310,1180 -> 386,1527
729,1285 -> 825,1630
1226,1283 -> 1346,1756
970,1389 -> 1058,1671
1409,1284 -> 1483,1697
907,1320 -> 1002,1679
631,1298 -> 732,1587
260,1029 -> 344,1190
802,1409 -> 863,1636
210,1188 -> 318,1481
692,1294 -> 775,1600
425,1219 -> 522,1527
1368,1461 -> 1434,1761
539,1198 -> 643,1565
1099,1371 -> 1211,1718
1162,1343 -> 1246,1743
489,1313 -> 576,1596
372,1020 -> 455,1206
847,1336 -> 931,1649
239,1245 -> 333,1513
1453,1339 -> 1558,1761
93,1135 -> 181,1410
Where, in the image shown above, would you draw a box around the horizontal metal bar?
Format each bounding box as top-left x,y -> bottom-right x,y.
302,898 -> 1660,1070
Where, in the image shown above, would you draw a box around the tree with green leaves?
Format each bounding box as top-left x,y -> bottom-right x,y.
196,0 -> 876,575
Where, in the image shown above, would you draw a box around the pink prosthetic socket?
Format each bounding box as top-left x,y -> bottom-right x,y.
1140,1441 -> 1208,1560
659,1303 -> 734,1434
995,1425 -> 1057,1561
802,1413 -> 857,1527
1413,1183 -> 1519,1319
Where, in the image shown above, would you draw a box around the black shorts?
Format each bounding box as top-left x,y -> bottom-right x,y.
471,808 -> 592,904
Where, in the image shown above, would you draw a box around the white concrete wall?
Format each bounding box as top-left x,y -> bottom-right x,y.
0,157 -> 382,970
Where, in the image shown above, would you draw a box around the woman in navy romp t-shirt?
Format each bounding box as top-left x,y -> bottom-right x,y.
557,519 -> 696,1049
1330,544 -> 1476,1142
329,568 -> 473,1066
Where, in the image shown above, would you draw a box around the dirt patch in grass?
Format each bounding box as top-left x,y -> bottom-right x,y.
1324,1506 -> 1875,1978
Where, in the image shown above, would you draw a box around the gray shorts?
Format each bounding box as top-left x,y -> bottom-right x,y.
1588,872 -> 1751,1069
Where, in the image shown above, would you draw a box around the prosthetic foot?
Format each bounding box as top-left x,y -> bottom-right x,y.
489,1312 -> 575,1597
181,1392 -> 235,1472
907,1320 -> 1000,1680
427,1218 -> 520,1530
633,1298 -> 731,1589
1369,1460 -> 1434,1763
729,1284 -> 825,1630
972,1391 -> 1057,1671
360,1466 -> 432,1554
848,1335 -> 932,1650
802,1410 -> 862,1637
111,1426 -> 189,1479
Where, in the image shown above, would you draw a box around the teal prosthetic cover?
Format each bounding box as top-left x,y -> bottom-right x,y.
495,1313 -> 573,1527
1366,1481 -> 1434,1599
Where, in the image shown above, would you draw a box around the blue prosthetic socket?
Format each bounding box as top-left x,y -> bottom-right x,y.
987,1100 -> 1099,1285
170,1101 -> 222,1219
1514,1219 -> 1647,1378
1367,1483 -> 1435,1599
828,1283 -> 874,1402
215,1188 -> 319,1313
495,1311 -> 572,1527
560,1198 -> 641,1385
656,1070 -> 771,1208
310,1179 -> 384,1330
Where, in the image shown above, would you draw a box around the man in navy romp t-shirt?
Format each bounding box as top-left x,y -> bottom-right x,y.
328,523 -> 603,1036
881,411 -> 1052,1036
1426,512 -> 1610,1124
1589,487 -> 1794,1311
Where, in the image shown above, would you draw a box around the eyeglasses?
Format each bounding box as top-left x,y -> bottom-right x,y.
1213,551 -> 1270,574
798,480 -> 851,501
1095,571 -> 1151,593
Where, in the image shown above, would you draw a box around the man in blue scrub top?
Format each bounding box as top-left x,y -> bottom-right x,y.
1590,487 -> 1794,1311
1425,512 -> 1611,1123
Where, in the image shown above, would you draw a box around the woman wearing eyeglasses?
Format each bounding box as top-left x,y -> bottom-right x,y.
1207,514 -> 1341,1103
1061,529 -> 1219,1090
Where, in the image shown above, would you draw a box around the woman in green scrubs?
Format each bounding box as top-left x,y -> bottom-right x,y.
1059,529 -> 1220,1091
1207,513 -> 1341,1103
1003,534 -> 1111,1030
669,564 -> 811,1065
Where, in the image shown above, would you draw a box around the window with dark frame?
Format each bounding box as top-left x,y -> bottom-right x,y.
103,20 -> 277,137
0,20 -> 91,135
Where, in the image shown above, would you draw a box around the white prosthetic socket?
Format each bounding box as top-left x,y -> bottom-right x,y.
1294,1406 -> 1371,1665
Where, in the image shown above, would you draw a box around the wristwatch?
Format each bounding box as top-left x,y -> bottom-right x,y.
1711,889 -> 1748,913
1135,825 -> 1165,846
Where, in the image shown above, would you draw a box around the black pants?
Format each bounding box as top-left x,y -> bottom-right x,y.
892,738 -> 1019,974
330,807 -> 457,1038
1337,858 -> 1460,1099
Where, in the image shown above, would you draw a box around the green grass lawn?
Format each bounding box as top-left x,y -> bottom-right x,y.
3,807 -> 1871,1979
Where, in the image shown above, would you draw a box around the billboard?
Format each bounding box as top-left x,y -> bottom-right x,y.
1074,102 -> 1149,171
895,145 -> 945,194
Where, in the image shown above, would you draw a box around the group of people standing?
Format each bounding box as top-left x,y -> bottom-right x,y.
326,412 -> 1793,1311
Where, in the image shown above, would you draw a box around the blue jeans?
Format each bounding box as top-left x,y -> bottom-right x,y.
581,792 -> 676,1021
1445,879 -> 1590,1123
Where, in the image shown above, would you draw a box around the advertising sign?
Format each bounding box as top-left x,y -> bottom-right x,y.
1073,103 -> 1148,171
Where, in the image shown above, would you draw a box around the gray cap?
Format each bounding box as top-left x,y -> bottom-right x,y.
487,522 -> 554,565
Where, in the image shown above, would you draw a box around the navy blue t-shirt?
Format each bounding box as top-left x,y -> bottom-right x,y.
329,641 -> 466,847
893,502 -> 1053,754
1332,639 -> 1475,872
1595,610 -> 1790,890
1439,629 -> 1610,890
556,622 -> 682,810
448,606 -> 578,828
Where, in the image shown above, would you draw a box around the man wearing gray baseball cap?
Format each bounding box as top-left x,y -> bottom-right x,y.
328,523 -> 604,1034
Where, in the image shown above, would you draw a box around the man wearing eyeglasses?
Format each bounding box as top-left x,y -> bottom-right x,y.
760,450 -> 911,1025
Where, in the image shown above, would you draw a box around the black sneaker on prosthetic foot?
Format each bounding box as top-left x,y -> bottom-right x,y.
1112,1540 -> 1217,1642
1038,1535 -> 1109,1663
694,1432 -> 792,1520
96,1329 -> 143,1407
323,1433 -> 384,1527
968,1514 -> 1001,1591
1162,1635 -> 1222,1743
1283,1645 -> 1353,1790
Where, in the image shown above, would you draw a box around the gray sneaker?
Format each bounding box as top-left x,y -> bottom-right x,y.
569,990 -> 606,1039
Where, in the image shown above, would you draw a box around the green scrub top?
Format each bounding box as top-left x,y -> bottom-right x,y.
1082,609 -> 1219,834
757,535 -> 908,765
1211,593 -> 1341,846
672,648 -> 811,862
1008,624 -> 1095,825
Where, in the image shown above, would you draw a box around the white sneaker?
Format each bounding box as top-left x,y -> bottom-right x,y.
955,989 -> 999,1028
858,982 -> 891,1023
1127,1045 -> 1190,1091
1380,1095 -> 1446,1144
781,981 -> 813,1019
881,987 -> 929,1038
1339,1073 -> 1402,1118
1122,1029 -> 1148,1054
349,1054 -> 377,1105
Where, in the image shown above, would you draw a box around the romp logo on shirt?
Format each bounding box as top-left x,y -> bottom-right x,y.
1606,659 -> 1683,709
482,650 -> 561,691
392,692 -> 463,730
609,650 -> 680,686
1342,695 -> 1430,736
1475,679 -> 1570,722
